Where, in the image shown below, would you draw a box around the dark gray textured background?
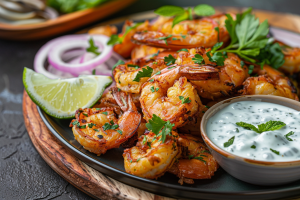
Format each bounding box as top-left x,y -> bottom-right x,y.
1,0 -> 300,199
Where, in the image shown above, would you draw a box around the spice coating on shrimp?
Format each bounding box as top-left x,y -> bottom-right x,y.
123,131 -> 181,179
131,14 -> 231,50
242,65 -> 299,100
168,134 -> 218,185
70,88 -> 141,155
140,65 -> 219,128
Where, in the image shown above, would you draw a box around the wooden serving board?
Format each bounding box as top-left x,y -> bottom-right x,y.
0,0 -> 136,41
23,7 -> 300,200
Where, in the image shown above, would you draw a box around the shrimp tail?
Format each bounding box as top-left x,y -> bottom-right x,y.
179,64 -> 220,80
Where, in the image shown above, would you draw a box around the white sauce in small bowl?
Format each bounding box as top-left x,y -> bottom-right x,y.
206,101 -> 300,161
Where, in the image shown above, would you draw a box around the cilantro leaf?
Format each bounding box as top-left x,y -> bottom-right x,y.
164,54 -> 176,65
146,114 -> 166,135
150,86 -> 158,93
270,148 -> 280,155
133,66 -> 153,82
211,42 -> 223,53
102,121 -> 119,131
192,54 -> 204,64
179,96 -> 191,104
224,136 -> 235,147
285,131 -> 294,141
236,122 -> 259,133
146,114 -> 174,143
257,121 -> 286,132
86,38 -> 101,56
117,130 -> 123,135
194,4 -> 215,16
207,51 -> 225,66
256,42 -> 285,69
251,145 -> 256,149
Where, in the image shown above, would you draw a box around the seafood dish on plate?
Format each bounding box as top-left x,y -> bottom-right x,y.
24,4 -> 300,186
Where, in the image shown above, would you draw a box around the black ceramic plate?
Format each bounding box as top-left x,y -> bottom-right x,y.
38,26 -> 300,200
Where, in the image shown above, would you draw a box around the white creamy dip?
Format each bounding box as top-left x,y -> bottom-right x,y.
206,101 -> 300,161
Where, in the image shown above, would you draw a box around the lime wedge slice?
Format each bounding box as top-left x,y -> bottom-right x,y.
23,67 -> 112,119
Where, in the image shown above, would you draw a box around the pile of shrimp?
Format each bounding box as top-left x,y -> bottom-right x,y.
70,12 -> 300,185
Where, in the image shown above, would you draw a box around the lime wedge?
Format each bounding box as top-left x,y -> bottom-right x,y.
23,67 -> 112,119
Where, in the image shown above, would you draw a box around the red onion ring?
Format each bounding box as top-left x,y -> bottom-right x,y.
34,34 -> 120,79
48,34 -> 112,73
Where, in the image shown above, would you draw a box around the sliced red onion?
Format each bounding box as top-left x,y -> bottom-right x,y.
34,34 -> 124,79
48,34 -> 112,73
70,52 -> 124,77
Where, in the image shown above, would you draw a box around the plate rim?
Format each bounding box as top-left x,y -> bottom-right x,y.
36,26 -> 300,200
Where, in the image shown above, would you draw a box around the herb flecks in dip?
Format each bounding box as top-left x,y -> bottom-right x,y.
206,101 -> 300,161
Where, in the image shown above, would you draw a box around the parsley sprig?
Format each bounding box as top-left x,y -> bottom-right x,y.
206,8 -> 284,69
146,114 -> 175,143
236,120 -> 286,133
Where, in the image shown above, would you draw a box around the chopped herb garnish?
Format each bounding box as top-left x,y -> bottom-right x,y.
133,66 -> 153,82
285,131 -> 294,141
214,27 -> 220,42
177,48 -> 188,52
146,114 -> 175,143
79,125 -> 86,129
224,136 -> 235,147
179,96 -> 191,104
192,54 -> 204,64
94,129 -> 100,132
102,112 -> 108,115
236,120 -> 286,133
251,145 -> 256,149
118,88 -> 121,92
92,69 -> 96,75
194,156 -> 207,164
117,130 -> 123,135
188,155 -> 194,159
88,123 -> 95,128
241,60 -> 245,68
168,66 -> 176,69
150,86 -> 158,93
128,64 -> 140,69
95,108 -> 101,110
86,38 -> 101,56
130,160 -> 132,163
181,34 -> 186,39
149,79 -> 154,82
164,54 -> 176,66
172,38 -> 180,40
107,22 -> 143,45
72,120 -> 80,127
112,60 -> 125,71
102,121 -> 119,131
270,148 -> 280,155
158,34 -> 173,45
142,135 -> 147,145
248,65 -> 254,74
147,142 -> 152,149
82,113 -> 88,117
136,158 -> 141,162
205,105 -> 210,108
155,71 -> 161,75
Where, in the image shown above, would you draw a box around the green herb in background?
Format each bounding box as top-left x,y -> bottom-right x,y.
155,4 -> 215,27
47,0 -> 108,13
107,22 -> 143,45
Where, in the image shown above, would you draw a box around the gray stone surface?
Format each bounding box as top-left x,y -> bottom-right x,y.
0,0 -> 300,199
